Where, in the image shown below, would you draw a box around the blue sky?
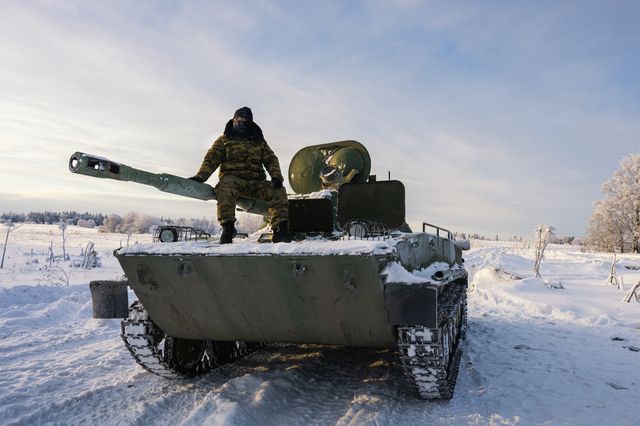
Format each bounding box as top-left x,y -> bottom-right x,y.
1,1 -> 639,237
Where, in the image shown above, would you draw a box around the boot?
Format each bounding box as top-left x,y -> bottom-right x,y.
220,221 -> 237,244
272,221 -> 292,243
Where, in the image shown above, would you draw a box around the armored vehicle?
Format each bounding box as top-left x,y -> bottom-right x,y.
69,141 -> 468,399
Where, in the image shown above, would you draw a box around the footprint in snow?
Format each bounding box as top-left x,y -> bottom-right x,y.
607,382 -> 628,390
513,344 -> 532,350
623,346 -> 640,352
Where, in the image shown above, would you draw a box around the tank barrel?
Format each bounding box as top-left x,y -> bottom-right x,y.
68,152 -> 270,214
69,152 -> 217,201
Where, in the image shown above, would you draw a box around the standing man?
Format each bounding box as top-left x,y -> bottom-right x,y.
189,107 -> 291,244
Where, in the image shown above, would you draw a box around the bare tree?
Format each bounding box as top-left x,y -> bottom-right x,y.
1,222 -> 22,269
533,224 -> 555,278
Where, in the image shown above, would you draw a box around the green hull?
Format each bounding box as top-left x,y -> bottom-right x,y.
117,253 -> 396,347
115,233 -> 463,348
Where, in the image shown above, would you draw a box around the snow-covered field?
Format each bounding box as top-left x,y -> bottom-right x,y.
1,225 -> 638,425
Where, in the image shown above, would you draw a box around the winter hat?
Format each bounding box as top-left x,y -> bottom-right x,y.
233,106 -> 253,122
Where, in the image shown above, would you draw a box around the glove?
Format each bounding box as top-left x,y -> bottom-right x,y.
271,177 -> 283,189
188,175 -> 205,183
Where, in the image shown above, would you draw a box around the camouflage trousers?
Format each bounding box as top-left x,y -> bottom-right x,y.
215,175 -> 289,227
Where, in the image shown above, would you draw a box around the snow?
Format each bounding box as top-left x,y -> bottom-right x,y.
382,261 -> 452,284
118,237 -> 396,257
288,189 -> 335,200
1,225 -> 639,425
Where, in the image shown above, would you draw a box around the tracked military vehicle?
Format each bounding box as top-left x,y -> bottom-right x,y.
69,140 -> 468,399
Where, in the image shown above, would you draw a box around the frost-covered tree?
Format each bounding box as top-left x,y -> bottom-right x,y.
126,228 -> 133,246
129,212 -> 160,234
586,199 -> 625,252
0,212 -> 26,223
602,153 -> 640,252
587,153 -> 640,253
100,213 -> 123,233
100,212 -> 161,234
533,224 -> 555,278
59,221 -> 68,260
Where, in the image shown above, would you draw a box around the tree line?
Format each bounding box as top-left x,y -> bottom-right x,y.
1,210 -> 221,235
99,213 -> 219,234
454,232 -> 575,244
1,211 -> 106,227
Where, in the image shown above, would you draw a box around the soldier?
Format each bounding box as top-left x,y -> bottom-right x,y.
189,107 -> 291,244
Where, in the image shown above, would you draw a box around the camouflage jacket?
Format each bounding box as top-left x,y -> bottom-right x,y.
195,121 -> 283,181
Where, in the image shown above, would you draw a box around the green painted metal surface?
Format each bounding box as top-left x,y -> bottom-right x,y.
115,231 -> 463,348
117,253 -> 398,347
394,233 -> 461,270
337,181 -> 406,229
287,141 -> 371,194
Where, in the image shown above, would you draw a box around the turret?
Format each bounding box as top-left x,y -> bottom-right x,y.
287,141 -> 407,236
69,140 -> 407,237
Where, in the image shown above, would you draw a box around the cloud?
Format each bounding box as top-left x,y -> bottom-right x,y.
1,1 -> 639,236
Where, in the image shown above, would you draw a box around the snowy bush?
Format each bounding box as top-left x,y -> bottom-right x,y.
75,241 -> 101,269
40,266 -> 69,286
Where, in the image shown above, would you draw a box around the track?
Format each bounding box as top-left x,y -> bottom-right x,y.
121,301 -> 263,378
397,279 -> 468,399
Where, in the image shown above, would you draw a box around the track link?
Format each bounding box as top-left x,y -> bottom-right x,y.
121,301 -> 263,378
397,279 -> 468,399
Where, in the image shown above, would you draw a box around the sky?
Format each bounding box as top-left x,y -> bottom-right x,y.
1,0 -> 639,237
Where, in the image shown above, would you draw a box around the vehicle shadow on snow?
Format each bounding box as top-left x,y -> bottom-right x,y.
190,343 -> 502,426
119,345 -> 489,425
183,344 -> 411,425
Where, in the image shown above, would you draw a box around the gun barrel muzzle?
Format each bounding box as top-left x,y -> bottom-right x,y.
69,152 -> 123,179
